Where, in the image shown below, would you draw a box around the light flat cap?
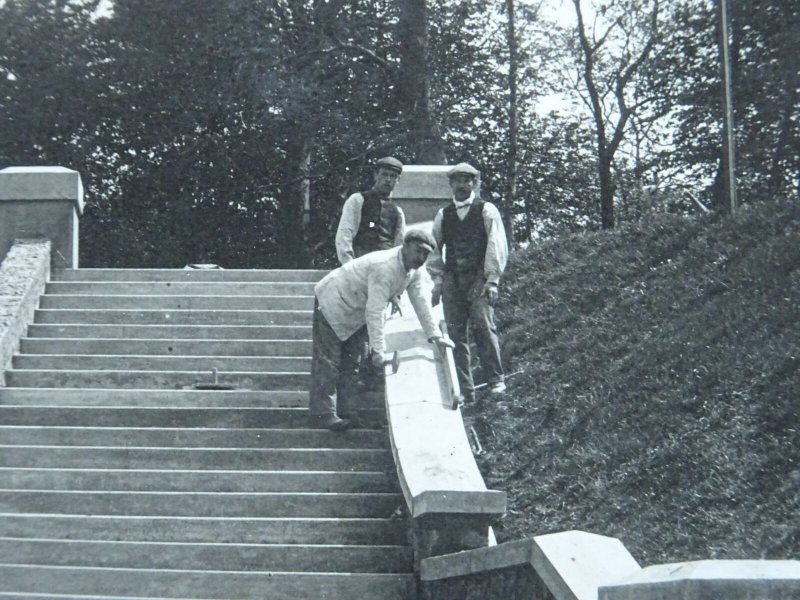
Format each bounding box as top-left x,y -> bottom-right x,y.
404,229 -> 437,252
375,156 -> 404,174
447,162 -> 480,178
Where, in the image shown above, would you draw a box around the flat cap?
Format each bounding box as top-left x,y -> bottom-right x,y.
404,228 -> 437,252
447,162 -> 480,178
375,156 -> 403,174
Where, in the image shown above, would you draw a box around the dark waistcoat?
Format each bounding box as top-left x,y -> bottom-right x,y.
353,190 -> 400,257
442,200 -> 487,272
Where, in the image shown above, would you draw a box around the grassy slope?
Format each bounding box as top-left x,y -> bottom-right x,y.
475,199 -> 799,566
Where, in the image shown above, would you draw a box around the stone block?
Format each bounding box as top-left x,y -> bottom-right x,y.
599,559 -> 800,600
0,167 -> 84,267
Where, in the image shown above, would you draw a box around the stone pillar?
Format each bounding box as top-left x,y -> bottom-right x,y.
0,166 -> 85,267
390,165 -> 481,228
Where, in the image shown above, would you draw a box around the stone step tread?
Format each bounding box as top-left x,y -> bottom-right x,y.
40,295 -> 317,310
0,514 -> 407,545
0,565 -> 415,599
51,268 -> 329,282
33,309 -> 312,326
12,355 -> 312,372
19,338 -> 313,357
45,282 -> 318,296
26,324 -> 311,340
0,537 -> 413,573
0,490 -> 404,518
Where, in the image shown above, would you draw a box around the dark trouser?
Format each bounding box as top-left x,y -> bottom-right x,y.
308,299 -> 364,417
442,270 -> 504,400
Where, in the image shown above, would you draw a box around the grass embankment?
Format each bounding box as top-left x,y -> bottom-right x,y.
476,199 -> 799,566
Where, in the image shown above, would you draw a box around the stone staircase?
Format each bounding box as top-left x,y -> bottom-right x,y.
0,268 -> 415,599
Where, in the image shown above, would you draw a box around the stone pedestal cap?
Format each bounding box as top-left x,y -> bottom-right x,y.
0,166 -> 84,214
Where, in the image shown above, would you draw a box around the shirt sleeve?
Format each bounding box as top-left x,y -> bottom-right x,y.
365,267 -> 393,355
425,209 -> 446,285
394,205 -> 406,248
335,193 -> 363,265
483,203 -> 508,285
406,270 -> 439,340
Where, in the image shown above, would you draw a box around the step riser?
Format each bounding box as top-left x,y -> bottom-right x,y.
0,566 -> 415,599
0,491 -> 402,518
35,309 -> 312,326
0,389 -> 309,408
40,295 -> 317,310
0,469 -> 395,493
13,356 -> 312,372
5,370 -> 309,390
0,539 -> 412,573
51,269 -> 328,282
0,515 -> 407,545
27,324 -> 311,340
0,428 -> 387,449
0,448 -> 392,471
46,282 -> 318,295
20,338 -> 313,357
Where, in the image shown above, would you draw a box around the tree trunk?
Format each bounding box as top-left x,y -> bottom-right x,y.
278,132 -> 313,267
397,0 -> 447,164
504,0 -> 518,245
599,149 -> 616,229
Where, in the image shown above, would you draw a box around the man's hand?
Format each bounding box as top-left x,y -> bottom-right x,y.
370,350 -> 384,370
483,282 -> 499,306
390,296 -> 403,316
428,335 -> 455,350
431,282 -> 442,307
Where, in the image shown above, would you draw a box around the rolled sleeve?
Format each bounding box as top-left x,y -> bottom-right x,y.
406,270 -> 439,339
394,206 -> 406,248
335,193 -> 363,265
483,203 -> 508,284
426,209 -> 446,285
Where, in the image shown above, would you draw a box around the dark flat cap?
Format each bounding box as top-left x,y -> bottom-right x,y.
375,156 -> 403,174
447,162 -> 480,178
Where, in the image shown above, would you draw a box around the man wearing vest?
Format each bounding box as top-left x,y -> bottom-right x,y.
428,162 -> 509,404
335,156 -> 406,264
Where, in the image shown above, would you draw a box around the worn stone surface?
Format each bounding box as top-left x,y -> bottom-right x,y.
421,563 -> 554,600
0,240 -> 51,385
0,167 -> 83,266
600,559 -> 800,600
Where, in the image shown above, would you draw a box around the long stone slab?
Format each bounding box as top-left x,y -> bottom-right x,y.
20,337 -> 313,357
46,281 -> 317,296
0,565 -> 416,599
12,354 -> 311,372
0,426 -> 387,449
0,514 -> 407,545
0,490 -> 403,518
26,323 -> 311,340
40,294 -> 317,310
599,559 -> 800,600
51,268 -> 328,282
34,309 -> 311,325
0,388 -> 309,408
0,467 -> 395,493
0,538 -> 413,573
0,446 -> 392,471
4,368 -> 310,390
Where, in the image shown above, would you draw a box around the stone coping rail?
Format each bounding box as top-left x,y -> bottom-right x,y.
383,289 -> 506,564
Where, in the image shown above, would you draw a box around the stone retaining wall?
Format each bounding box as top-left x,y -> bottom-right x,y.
0,240 -> 51,385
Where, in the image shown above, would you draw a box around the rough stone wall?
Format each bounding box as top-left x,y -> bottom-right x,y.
0,240 -> 50,385
420,564 -> 556,600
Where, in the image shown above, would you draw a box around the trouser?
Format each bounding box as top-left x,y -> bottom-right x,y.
308,299 -> 364,417
442,270 -> 504,399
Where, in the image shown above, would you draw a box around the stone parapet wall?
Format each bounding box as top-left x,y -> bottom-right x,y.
0,240 -> 51,385
421,563 -> 554,600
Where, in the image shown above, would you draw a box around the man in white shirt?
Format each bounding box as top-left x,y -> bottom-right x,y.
427,162 -> 509,404
311,229 -> 453,430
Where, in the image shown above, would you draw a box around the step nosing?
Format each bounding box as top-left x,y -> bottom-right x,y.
0,537 -> 408,549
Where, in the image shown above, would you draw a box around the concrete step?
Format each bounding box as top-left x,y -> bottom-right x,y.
0,446 -> 392,471
51,268 -> 328,282
4,369 -> 309,390
0,565 -> 415,599
46,281 -> 318,296
0,467 -> 396,493
12,354 -> 311,373
0,538 -> 413,573
0,406 -> 382,428
20,337 -> 313,357
0,388 -> 309,408
0,490 -> 403,517
27,324 -> 310,340
0,427 -> 387,449
34,309 -> 311,326
0,514 -> 407,545
40,294 -> 317,311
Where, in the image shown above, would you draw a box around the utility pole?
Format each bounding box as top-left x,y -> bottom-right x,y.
718,0 -> 737,213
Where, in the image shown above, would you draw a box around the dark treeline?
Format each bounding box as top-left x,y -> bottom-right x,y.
0,0 -> 797,268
